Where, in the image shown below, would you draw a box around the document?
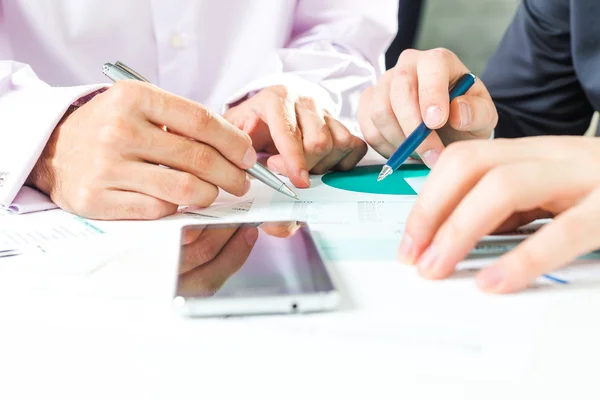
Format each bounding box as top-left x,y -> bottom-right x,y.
0,209 -> 104,258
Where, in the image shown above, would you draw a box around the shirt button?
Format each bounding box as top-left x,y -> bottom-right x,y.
170,34 -> 186,49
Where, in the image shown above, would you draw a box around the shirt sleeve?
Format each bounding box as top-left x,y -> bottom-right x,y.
224,0 -> 398,119
0,60 -> 107,212
481,0 -> 595,138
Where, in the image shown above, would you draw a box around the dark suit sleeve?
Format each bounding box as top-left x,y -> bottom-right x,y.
481,0 -> 595,138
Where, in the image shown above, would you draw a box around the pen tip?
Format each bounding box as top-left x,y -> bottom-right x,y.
280,185 -> 299,200
377,165 -> 393,182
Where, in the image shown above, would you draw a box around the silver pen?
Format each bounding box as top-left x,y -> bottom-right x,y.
102,61 -> 299,200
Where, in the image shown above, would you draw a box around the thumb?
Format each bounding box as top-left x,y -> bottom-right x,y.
447,95 -> 498,139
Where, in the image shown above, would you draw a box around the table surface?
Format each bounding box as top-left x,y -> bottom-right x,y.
2,200 -> 600,400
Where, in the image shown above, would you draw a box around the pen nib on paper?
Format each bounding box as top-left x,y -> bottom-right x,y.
377,165 -> 393,182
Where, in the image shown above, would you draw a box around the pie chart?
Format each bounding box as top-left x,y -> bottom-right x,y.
321,164 -> 429,195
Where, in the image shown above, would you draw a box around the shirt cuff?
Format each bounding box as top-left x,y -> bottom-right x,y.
0,84 -> 108,212
222,73 -> 340,117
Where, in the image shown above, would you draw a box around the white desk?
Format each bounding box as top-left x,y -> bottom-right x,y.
2,200 -> 600,399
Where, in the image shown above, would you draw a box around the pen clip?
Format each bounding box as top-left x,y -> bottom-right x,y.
114,61 -> 150,83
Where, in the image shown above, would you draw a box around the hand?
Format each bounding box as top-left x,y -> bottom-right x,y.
28,81 -> 257,220
358,48 -> 498,168
399,136 -> 600,293
224,85 -> 368,188
177,224 -> 259,297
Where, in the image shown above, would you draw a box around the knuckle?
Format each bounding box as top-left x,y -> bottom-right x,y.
268,85 -> 289,98
427,47 -> 454,62
398,48 -> 419,63
190,105 -> 214,132
108,81 -> 141,107
194,235 -> 221,264
305,130 -> 333,156
334,131 -> 356,153
361,126 -> 385,147
190,145 -> 215,172
173,174 -> 199,203
97,117 -> 130,148
71,187 -> 98,216
370,101 -> 395,124
299,96 -> 317,110
418,85 -> 441,101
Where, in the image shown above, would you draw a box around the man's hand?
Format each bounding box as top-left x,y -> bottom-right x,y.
28,81 -> 257,220
399,136 -> 600,293
224,85 -> 368,188
358,48 -> 498,167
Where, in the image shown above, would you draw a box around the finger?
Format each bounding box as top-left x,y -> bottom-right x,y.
113,81 -> 257,169
493,209 -> 554,234
254,90 -> 309,188
390,54 -> 445,167
182,226 -> 206,246
311,116 -> 365,174
415,161 -> 593,280
134,123 -> 250,196
477,187 -> 600,293
358,86 -> 396,158
295,98 -> 333,171
370,71 -> 406,147
79,190 -> 177,221
114,162 -> 221,208
177,226 -> 259,297
446,95 -> 497,139
179,225 -> 239,274
401,138 -> 564,264
416,49 -> 460,129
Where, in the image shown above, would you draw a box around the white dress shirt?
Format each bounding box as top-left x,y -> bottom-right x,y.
0,0 -> 397,212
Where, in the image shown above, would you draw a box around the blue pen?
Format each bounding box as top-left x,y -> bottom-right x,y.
377,73 -> 477,181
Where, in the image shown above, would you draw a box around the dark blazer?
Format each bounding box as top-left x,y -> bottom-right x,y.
385,0 -> 425,70
482,0 -> 600,138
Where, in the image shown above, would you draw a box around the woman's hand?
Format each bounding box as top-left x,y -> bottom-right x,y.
399,136 -> 600,293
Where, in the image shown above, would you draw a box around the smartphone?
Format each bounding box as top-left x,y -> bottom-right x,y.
173,221 -> 340,317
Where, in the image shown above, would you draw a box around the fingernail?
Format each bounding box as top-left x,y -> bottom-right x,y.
459,101 -> 473,128
300,170 -> 310,187
425,106 -> 444,127
243,175 -> 251,195
398,234 -> 415,264
477,267 -> 505,291
244,227 -> 259,246
421,149 -> 440,168
270,165 -> 280,175
417,244 -> 439,274
242,147 -> 257,169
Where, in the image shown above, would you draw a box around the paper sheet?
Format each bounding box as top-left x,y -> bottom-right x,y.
0,209 -> 104,258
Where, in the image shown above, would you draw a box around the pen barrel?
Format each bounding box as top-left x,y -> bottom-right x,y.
246,164 -> 284,193
387,124 -> 432,170
449,73 -> 477,101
